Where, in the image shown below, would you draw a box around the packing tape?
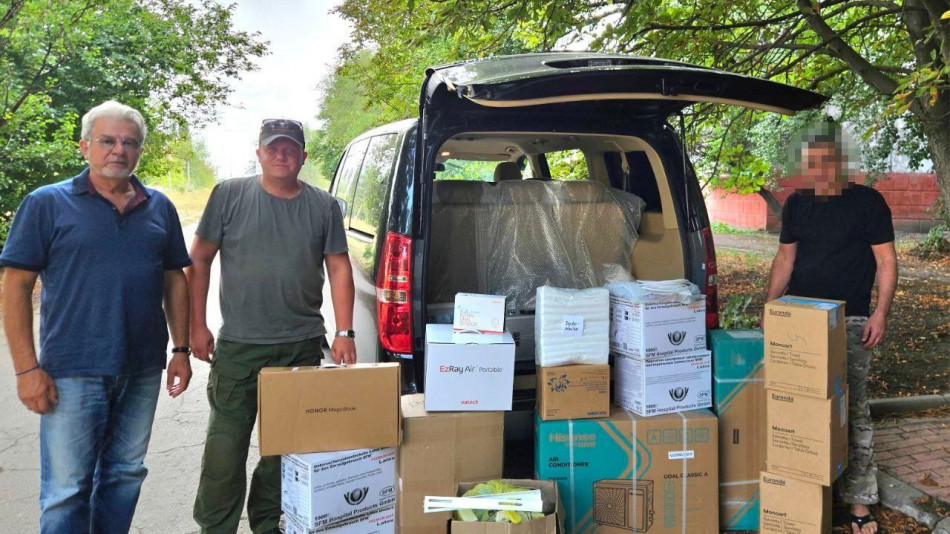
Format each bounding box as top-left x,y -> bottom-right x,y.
624,408 -> 639,533
719,479 -> 758,487
714,378 -> 764,383
568,419 -> 576,531
678,411 -> 688,534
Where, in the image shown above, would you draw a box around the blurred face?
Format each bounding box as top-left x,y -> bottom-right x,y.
256,138 -> 307,180
79,118 -> 143,181
802,143 -> 845,195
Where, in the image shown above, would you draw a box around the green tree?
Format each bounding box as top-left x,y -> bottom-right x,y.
331,0 -> 949,221
0,0 -> 267,244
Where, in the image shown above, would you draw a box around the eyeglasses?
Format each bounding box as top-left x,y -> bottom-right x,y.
262,118 -> 303,129
94,136 -> 143,151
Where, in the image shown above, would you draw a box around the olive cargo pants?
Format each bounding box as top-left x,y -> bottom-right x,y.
193,337 -> 326,534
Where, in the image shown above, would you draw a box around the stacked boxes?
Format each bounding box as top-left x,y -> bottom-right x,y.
607,283 -> 711,416
535,407 -> 719,533
535,286 -> 611,421
760,297 -> 849,534
709,329 -> 766,531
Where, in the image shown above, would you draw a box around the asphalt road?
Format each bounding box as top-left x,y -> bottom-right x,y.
0,224 -> 263,534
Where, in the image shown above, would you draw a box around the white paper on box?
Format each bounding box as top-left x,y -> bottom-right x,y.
608,295 -> 706,359
535,286 -> 609,366
424,324 -> 515,411
280,448 -> 396,530
453,293 -> 506,334
284,508 -> 396,534
614,351 -> 712,416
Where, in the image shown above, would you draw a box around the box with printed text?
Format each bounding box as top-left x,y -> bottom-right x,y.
424,324 -> 515,411
613,351 -> 712,417
536,364 -> 610,421
608,296 -> 706,359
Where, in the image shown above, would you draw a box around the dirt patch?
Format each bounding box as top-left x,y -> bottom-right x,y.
715,231 -> 950,398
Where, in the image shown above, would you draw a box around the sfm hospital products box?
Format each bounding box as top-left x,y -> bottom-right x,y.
450,479 -> 564,534
608,296 -> 706,359
535,407 -> 719,533
613,351 -> 712,416
454,293 -> 506,334
766,386 -> 849,486
397,394 -> 504,534
284,508 -> 396,534
536,364 -> 610,421
709,329 -> 767,532
763,297 -> 846,399
281,448 -> 396,531
424,324 -> 515,411
759,471 -> 831,534
257,363 -> 400,456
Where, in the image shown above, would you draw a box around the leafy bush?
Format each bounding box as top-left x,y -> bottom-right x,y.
720,294 -> 760,329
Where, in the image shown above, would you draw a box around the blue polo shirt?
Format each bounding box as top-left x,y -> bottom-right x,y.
0,169 -> 192,378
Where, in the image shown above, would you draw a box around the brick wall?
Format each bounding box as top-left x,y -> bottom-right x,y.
705,172 -> 941,233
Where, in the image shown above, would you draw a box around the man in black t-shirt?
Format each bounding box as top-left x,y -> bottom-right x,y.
766,127 -> 897,534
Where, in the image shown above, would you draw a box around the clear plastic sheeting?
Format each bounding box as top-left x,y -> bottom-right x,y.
604,279 -> 701,305
427,180 -> 646,311
534,285 -> 609,367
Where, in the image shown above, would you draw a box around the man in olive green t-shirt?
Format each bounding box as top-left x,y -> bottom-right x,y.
187,119 -> 357,534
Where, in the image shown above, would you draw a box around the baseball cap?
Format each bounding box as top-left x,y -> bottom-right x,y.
259,118 -> 305,148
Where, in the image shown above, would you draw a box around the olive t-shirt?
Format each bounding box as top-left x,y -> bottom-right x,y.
779,183 -> 894,317
197,176 -> 348,343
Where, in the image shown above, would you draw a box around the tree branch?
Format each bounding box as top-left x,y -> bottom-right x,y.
0,0 -> 25,32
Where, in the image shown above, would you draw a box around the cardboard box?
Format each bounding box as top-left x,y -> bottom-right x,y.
281,448 -> 397,530
284,508 -> 396,534
766,386 -> 849,486
608,296 -> 706,359
537,364 -> 610,421
454,293 -> 506,334
759,471 -> 831,534
425,324 -> 515,411
535,407 -> 719,533
258,363 -> 400,456
398,394 -> 504,534
710,329 -> 766,531
450,479 -> 564,534
613,351 -> 712,416
763,296 -> 846,399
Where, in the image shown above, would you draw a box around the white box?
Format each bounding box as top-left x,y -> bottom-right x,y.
280,448 -> 396,530
453,293 -> 506,334
609,296 -> 706,359
284,508 -> 396,534
614,351 -> 712,416
424,324 -> 515,411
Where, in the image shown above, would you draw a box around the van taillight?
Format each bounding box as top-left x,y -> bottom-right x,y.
701,227 -> 719,329
377,232 -> 413,354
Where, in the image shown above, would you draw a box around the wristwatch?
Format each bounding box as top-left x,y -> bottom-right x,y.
335,329 -> 356,339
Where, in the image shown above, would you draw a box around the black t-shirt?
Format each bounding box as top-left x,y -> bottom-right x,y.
779,184 -> 894,317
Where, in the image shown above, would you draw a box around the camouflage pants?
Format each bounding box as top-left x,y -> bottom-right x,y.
836,316 -> 879,505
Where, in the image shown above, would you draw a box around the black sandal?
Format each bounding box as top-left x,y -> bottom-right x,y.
850,512 -> 886,534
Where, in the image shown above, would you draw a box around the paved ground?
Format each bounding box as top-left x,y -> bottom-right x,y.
875,413 -> 950,503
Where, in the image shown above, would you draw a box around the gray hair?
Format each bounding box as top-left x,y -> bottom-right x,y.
80,101 -> 147,142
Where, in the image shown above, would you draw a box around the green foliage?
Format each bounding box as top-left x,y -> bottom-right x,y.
720,294 -> 760,330
437,160 -> 499,182
546,150 -> 588,181
710,221 -> 760,236
0,0 -> 267,246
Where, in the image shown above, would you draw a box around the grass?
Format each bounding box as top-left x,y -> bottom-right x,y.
710,221 -> 766,235
164,187 -> 213,225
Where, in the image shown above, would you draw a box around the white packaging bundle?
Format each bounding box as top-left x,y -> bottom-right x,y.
534,285 -> 609,366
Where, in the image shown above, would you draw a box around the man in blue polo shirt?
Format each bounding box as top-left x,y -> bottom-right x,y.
1,100 -> 193,534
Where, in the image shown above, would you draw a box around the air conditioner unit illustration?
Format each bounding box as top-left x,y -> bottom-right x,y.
593,479 -> 655,532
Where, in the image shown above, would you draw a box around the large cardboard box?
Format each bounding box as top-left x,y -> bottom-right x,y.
454,293 -> 506,334
425,324 -> 515,411
284,508 -> 396,534
613,351 -> 712,416
710,329 -> 766,531
537,364 -> 610,421
763,296 -> 846,399
759,471 -> 831,534
398,394 -> 504,534
608,296 -> 706,359
766,387 -> 849,486
258,363 -> 400,456
450,479 -> 564,534
281,448 -> 397,530
535,407 -> 719,533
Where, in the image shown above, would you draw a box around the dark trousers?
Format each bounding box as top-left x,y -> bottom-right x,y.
193,337 -> 326,533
